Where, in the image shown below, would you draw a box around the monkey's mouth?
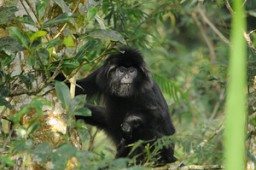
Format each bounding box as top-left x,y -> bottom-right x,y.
119,83 -> 132,90
117,83 -> 133,97
121,83 -> 132,86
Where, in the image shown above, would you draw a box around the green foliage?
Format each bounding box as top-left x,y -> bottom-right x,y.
8,27 -> 29,49
88,30 -> 127,45
35,0 -> 49,20
0,156 -> 15,167
0,0 -> 255,169
42,13 -> 73,28
54,81 -> 91,116
0,6 -> 17,25
55,81 -> 72,111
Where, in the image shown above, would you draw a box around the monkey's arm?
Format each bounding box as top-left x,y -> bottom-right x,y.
75,104 -> 108,129
54,68 -> 103,98
75,68 -> 102,97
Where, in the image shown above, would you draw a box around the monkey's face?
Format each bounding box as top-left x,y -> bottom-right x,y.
108,66 -> 138,97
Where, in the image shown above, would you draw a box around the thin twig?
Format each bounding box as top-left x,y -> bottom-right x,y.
53,23 -> 68,39
19,0 -> 51,41
210,89 -> 225,119
2,128 -> 15,153
242,0 -> 247,6
249,29 -> 256,35
78,42 -> 115,75
8,59 -> 63,97
53,2 -> 79,39
225,0 -> 234,14
88,129 -> 99,151
192,12 -> 216,63
197,4 -> 230,45
19,0 -> 31,20
23,0 -> 40,25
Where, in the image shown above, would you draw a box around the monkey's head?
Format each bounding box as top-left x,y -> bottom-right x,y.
96,48 -> 153,97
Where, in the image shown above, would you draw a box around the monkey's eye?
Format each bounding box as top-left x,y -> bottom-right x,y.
129,68 -> 135,73
129,67 -> 137,74
117,67 -> 126,74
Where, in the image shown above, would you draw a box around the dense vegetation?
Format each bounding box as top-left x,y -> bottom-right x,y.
0,0 -> 255,169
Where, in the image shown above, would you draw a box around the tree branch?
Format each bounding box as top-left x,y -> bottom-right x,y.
197,4 -> 230,45
192,12 -> 216,63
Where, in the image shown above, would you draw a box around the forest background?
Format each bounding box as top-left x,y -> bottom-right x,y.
0,0 -> 255,169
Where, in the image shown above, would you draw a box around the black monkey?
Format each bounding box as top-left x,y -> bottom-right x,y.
61,48 -> 177,164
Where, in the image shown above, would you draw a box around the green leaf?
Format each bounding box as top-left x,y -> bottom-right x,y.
0,6 -> 17,25
7,27 -> 28,48
61,58 -> 80,75
50,144 -> 76,169
42,13 -> 73,28
87,6 -> 98,21
52,0 -> 71,13
88,30 -> 126,44
109,158 -> 130,169
69,95 -> 90,116
13,139 -> 33,153
129,140 -> 145,156
0,51 -> 14,68
0,86 -> 10,97
0,37 -> 23,52
45,39 -> 63,48
0,86 -> 12,109
74,40 -> 98,62
73,107 -> 91,117
37,48 -> 50,66
63,35 -> 75,47
62,59 -> 77,72
19,73 -> 34,89
32,143 -> 52,163
55,81 -> 71,111
0,156 -> 15,167
23,15 -> 36,25
30,30 -> 47,43
27,120 -> 40,136
31,99 -> 47,114
36,0 -> 49,20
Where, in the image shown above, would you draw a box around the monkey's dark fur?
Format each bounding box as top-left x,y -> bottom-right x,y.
59,48 -> 177,164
